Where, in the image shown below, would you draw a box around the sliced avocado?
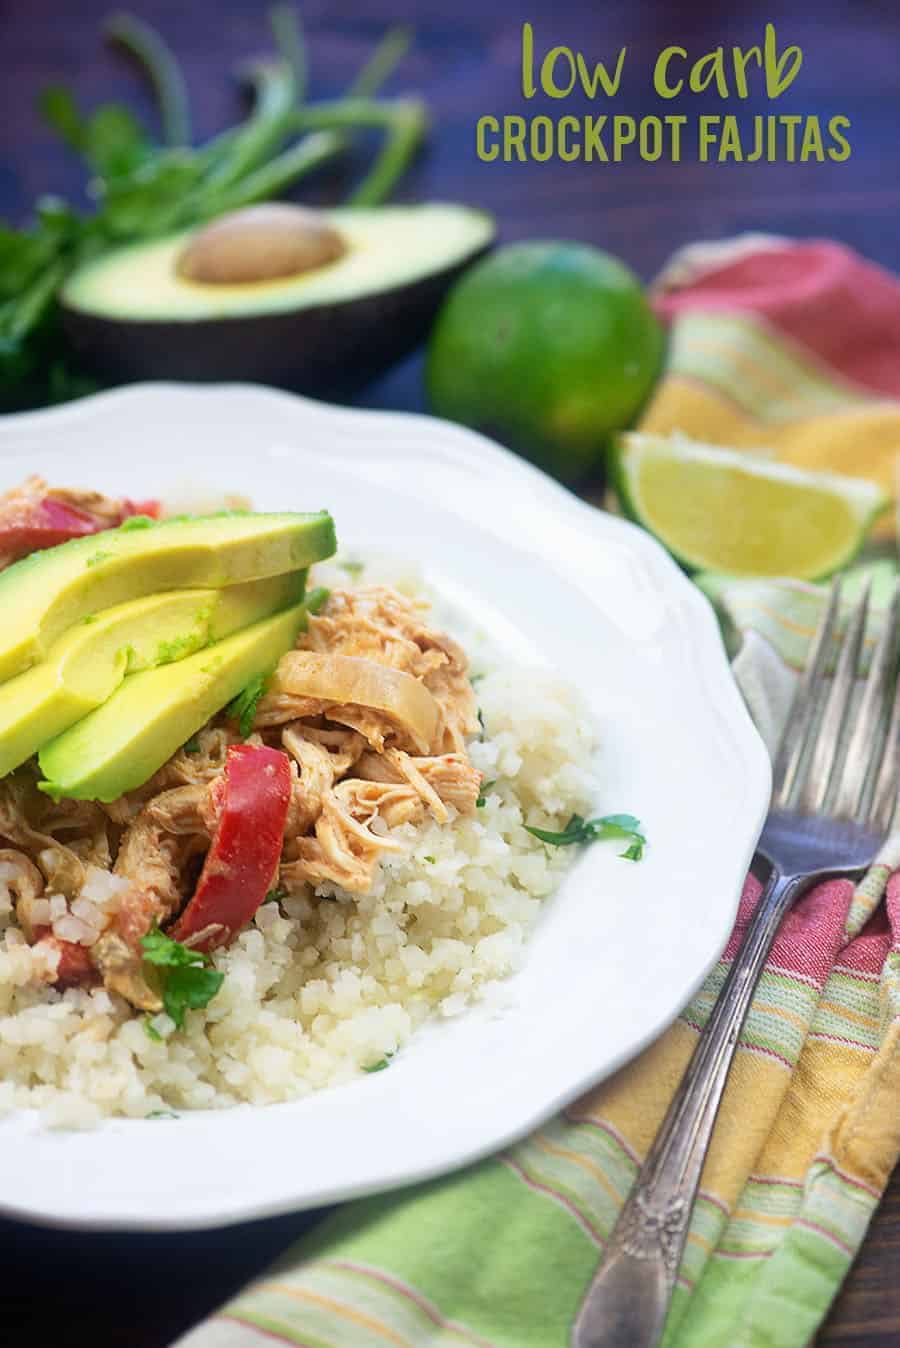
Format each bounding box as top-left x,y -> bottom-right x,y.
39,599 -> 309,802
60,204 -> 495,394
0,510 -> 334,683
0,571 -> 303,778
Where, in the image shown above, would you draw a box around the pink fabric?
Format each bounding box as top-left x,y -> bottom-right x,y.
725,874 -> 858,985
654,240 -> 900,400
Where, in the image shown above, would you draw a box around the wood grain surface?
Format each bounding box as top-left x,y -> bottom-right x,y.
1,1 -> 898,1344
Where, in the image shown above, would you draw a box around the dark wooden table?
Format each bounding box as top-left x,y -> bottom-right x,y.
3,1 -> 899,1343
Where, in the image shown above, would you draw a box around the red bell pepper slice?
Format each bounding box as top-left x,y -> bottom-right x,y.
0,495 -> 161,563
171,744 -> 292,953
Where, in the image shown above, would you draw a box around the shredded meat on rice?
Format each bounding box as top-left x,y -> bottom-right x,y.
0,583 -> 482,1008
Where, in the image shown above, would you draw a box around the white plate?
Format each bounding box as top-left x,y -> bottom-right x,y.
0,384 -> 769,1230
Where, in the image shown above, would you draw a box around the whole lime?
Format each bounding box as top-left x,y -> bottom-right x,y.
425,241 -> 664,482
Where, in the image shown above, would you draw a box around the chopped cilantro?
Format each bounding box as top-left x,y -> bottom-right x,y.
470,673 -> 484,686
146,1109 -> 179,1119
305,586 -> 329,616
182,733 -> 202,754
363,1051 -> 394,1073
227,672 -> 269,738
118,515 -> 156,532
80,612 -> 96,625
264,886 -> 287,904
143,1015 -> 163,1042
476,779 -> 497,808
140,925 -> 224,1030
423,855 -> 436,864
338,559 -> 365,577
85,549 -> 113,568
526,812 -> 646,861
477,708 -> 485,737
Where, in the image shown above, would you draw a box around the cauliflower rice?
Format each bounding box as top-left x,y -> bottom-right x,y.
0,649 -> 595,1128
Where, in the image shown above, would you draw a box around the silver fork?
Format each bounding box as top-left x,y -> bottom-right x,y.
572,577 -> 900,1348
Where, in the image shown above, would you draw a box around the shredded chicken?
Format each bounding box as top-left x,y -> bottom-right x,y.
0,848 -> 46,941
356,749 -> 482,818
257,587 -> 479,755
1,578 -> 482,1008
282,781 -> 405,894
0,777 -> 87,895
92,789 -> 211,1008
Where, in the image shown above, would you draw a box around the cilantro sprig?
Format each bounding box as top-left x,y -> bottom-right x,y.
227,673 -> 268,738
227,590 -> 328,737
140,925 -> 225,1030
526,812 -> 646,862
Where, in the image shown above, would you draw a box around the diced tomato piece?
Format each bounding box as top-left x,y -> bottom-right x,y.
171,745 -> 292,953
31,926 -> 97,989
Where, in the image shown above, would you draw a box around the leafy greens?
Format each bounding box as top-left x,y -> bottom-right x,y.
140,924 -> 225,1029
1,7 -> 425,411
526,812 -> 646,861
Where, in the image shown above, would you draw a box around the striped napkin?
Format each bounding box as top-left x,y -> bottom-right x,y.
176,238 -> 900,1348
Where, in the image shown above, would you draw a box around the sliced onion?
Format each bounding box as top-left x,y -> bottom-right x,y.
272,652 -> 439,752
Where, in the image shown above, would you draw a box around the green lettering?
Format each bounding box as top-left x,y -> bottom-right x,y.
690,49 -> 728,97
558,115 -> 581,162
827,115 -> 851,162
542,46 -> 578,98
476,115 -> 499,161
530,115 -> 554,161
781,113 -> 802,159
654,46 -> 686,97
522,22 -> 536,98
504,116 -> 527,162
765,23 -> 802,97
584,116 -> 609,162
731,44 -> 762,98
698,115 -> 720,161
639,116 -> 663,161
666,114 -> 686,161
613,116 -> 636,161
800,116 -> 825,162
718,116 -> 743,161
576,47 -> 626,97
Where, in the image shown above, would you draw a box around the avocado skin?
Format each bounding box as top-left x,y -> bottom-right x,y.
61,252 -> 491,395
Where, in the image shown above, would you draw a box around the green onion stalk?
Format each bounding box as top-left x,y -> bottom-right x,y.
0,8 -> 427,410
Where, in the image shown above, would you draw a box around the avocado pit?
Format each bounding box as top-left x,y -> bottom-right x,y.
175,204 -> 347,286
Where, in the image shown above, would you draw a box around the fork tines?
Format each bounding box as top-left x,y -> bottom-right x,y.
771,577 -> 900,828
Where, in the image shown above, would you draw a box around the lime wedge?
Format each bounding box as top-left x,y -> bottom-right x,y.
611,433 -> 889,578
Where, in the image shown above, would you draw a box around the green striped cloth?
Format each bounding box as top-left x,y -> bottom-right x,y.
176,566 -> 900,1348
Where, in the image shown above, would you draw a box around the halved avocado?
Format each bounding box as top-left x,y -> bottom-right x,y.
61,203 -> 495,394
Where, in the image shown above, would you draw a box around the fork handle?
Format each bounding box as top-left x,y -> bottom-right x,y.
572,867 -> 805,1348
